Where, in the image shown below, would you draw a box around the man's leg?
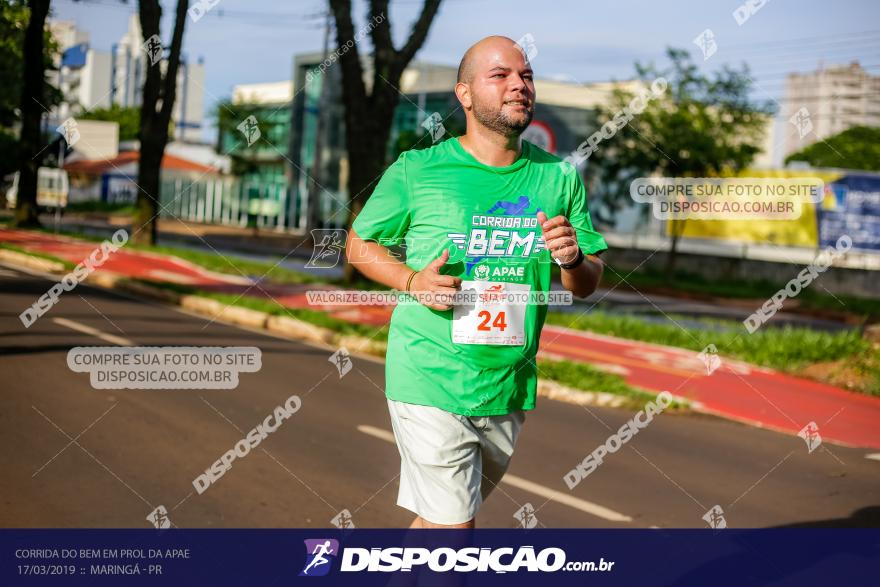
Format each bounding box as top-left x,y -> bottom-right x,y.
387,398 -> 483,527
474,409 -> 527,503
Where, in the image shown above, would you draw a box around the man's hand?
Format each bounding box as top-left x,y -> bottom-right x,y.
537,211 -> 580,266
410,249 -> 463,311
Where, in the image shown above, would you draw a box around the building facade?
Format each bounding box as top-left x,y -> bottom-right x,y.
51,16 -> 206,142
783,62 -> 880,157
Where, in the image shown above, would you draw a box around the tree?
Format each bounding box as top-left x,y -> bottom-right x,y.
132,0 -> 188,246
2,1 -> 61,179
0,2 -> 30,179
0,1 -> 32,128
785,125 -> 880,172
214,100 -> 283,176
328,0 -> 442,282
587,48 -> 774,277
392,111 -> 465,158
13,0 -> 52,227
79,105 -> 141,141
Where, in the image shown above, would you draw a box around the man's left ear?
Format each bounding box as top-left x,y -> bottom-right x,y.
454,82 -> 472,109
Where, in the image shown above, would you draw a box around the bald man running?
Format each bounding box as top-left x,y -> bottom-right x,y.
346,35 -> 607,528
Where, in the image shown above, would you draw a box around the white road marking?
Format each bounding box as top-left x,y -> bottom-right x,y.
52,317 -> 134,346
358,425 -> 397,443
866,453 -> 880,462
357,424 -> 633,523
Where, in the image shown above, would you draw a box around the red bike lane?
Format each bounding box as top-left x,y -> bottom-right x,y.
540,326 -> 880,449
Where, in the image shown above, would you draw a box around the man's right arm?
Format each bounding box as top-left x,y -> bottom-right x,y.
345,229 -> 461,311
345,228 -> 413,291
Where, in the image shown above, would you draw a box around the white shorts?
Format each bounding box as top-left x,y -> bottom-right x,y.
386,398 -> 526,525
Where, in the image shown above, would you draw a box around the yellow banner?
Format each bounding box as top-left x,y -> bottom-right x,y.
671,169 -> 843,246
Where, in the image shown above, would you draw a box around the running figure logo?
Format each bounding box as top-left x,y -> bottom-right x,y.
307,229 -> 347,268
797,421 -> 822,453
328,348 -> 352,378
487,195 -> 539,215
146,505 -> 171,529
141,34 -> 163,66
702,505 -> 727,529
514,503 -> 539,528
300,539 -> 340,577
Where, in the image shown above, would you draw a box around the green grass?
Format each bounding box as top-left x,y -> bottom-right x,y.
853,351 -> 880,396
7,227 -> 320,289
133,244 -> 391,292
18,226 -> 323,287
27,225 -> 389,291
139,280 -> 389,341
22,226 -> 328,287
537,358 -> 671,404
65,201 -> 136,215
794,288 -> 880,319
546,310 -> 870,371
546,311 -> 879,396
603,266 -> 880,319
137,244 -> 323,286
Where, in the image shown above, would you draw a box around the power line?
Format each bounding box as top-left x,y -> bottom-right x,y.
719,29 -> 880,52
60,0 -> 328,27
726,45 -> 880,64
728,45 -> 880,64
746,64 -> 880,80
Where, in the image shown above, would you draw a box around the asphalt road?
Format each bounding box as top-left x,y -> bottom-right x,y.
0,262 -> 877,529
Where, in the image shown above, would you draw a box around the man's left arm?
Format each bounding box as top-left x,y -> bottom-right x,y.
538,174 -> 608,298
538,212 -> 604,298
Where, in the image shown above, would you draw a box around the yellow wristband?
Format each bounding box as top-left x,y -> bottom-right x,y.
405,270 -> 417,292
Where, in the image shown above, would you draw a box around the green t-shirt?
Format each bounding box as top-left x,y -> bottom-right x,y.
352,137 -> 607,416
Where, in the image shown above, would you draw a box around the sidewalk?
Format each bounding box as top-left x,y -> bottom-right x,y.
3,227 -> 879,449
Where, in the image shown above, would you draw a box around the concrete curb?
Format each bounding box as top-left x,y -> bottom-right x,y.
0,250 -> 661,412
537,379 -> 630,408
266,315 -> 334,344
0,249 -> 67,273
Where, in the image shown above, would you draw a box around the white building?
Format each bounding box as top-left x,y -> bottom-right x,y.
232,80 -> 293,105
51,16 -> 206,142
783,62 -> 880,158
49,21 -> 107,121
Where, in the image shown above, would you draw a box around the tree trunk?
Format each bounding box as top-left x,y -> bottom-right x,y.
131,0 -> 189,246
664,216 -> 688,279
328,0 -> 442,284
341,106 -> 396,283
14,0 -> 51,228
133,131 -> 165,245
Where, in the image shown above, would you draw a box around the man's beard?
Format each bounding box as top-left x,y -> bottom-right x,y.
472,99 -> 534,137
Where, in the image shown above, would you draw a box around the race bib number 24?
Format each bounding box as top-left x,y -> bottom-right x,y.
452,281 -> 529,346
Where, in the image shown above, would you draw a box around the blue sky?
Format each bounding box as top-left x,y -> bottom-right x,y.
52,0 -> 880,142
